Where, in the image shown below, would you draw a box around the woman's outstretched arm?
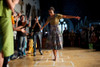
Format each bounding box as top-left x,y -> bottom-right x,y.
62,15 -> 80,20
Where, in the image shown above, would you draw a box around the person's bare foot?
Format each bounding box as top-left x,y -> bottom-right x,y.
53,59 -> 56,61
53,57 -> 57,61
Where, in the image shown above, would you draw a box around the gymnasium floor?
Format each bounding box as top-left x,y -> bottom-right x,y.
8,47 -> 100,67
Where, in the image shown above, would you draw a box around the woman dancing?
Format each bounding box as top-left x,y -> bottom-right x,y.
41,7 -> 80,61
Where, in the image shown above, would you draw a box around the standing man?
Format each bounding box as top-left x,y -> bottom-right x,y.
17,15 -> 31,58
32,16 -> 43,56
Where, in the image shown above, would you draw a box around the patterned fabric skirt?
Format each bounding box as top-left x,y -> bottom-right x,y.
45,25 -> 62,50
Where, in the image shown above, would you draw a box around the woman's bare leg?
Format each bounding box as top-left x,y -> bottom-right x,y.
0,52 -> 4,67
53,49 -> 57,61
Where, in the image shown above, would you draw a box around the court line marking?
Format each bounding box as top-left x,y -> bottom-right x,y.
60,52 -> 63,56
34,65 -> 55,67
67,56 -> 70,59
33,61 -> 72,63
46,58 -> 48,62
52,52 -> 54,59
57,51 -> 59,58
62,58 -> 64,62
49,52 -> 52,57
70,61 -> 75,67
41,56 -> 44,60
34,61 -> 74,67
53,62 -> 55,66
34,61 -> 39,66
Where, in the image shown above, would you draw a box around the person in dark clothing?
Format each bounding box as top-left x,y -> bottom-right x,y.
75,30 -> 81,47
17,15 -> 31,58
89,26 -> 95,39
63,27 -> 69,47
69,30 -> 76,47
32,16 -> 43,56
88,26 -> 96,49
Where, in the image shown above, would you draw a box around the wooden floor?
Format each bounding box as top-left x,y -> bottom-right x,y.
8,47 -> 100,67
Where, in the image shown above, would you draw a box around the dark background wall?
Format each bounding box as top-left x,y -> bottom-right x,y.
39,0 -> 100,21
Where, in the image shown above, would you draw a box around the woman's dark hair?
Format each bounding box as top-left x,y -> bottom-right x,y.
34,16 -> 38,18
49,7 -> 55,11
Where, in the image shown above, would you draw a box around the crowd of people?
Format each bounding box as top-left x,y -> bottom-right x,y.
63,26 -> 99,49
1,0 -> 100,67
10,13 -> 44,59
0,0 -> 40,66
0,0 -> 81,67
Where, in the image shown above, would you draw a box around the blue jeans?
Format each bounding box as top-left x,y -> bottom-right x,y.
18,36 -> 26,56
33,32 -> 42,52
23,40 -> 27,56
